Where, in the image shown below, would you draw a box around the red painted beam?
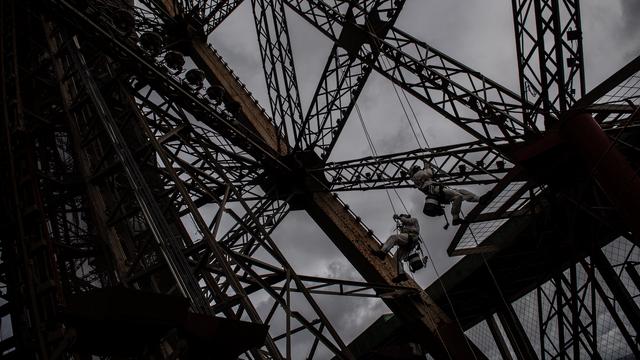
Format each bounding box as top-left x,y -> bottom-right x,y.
561,113 -> 640,240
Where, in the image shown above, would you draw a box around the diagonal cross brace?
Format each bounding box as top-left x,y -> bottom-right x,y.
295,0 -> 406,160
252,0 -> 305,144
284,0 -> 539,153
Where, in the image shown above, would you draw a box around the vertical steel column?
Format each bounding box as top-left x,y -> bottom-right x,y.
511,0 -> 585,129
569,266 -> 580,359
581,259 -> 640,358
487,315 -> 515,360
554,275 -> 567,359
497,303 -> 538,359
592,250 -> 640,335
537,287 -> 546,359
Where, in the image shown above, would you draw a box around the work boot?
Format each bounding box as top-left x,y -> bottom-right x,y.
452,217 -> 463,226
392,273 -> 408,283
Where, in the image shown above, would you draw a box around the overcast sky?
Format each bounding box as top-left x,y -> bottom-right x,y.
208,1 -> 640,358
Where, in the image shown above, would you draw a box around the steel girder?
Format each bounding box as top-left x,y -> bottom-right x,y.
460,245 -> 640,359
294,0 -> 405,159
512,0 -> 586,127
283,0 -> 538,150
5,0 -> 640,358
316,140 -> 512,191
1,2 -> 368,358
252,0 -> 305,144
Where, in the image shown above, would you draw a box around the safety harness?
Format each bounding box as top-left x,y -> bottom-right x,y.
395,217 -> 427,273
422,183 -> 447,217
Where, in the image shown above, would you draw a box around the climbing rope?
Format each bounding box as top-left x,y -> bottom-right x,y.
356,18 -> 490,357
355,97 -> 478,360
463,209 -> 523,324
354,103 -> 400,216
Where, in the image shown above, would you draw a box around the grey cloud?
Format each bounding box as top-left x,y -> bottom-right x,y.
621,0 -> 640,32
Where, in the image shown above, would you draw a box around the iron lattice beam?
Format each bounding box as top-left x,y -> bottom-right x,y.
295,0 -> 405,160
147,0 -> 244,35
0,2 -> 360,357
53,0 -> 289,166
512,0 -> 585,127
316,140 -> 511,191
283,0 -> 539,151
252,0 -> 305,144
47,14 -> 355,358
130,86 -> 354,358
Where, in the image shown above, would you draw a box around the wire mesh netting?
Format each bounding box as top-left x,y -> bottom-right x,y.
513,291 -> 542,358
482,181 -> 528,214
597,71 -> 640,107
593,70 -> 640,130
455,219 -> 509,250
489,239 -> 640,359
465,319 -> 504,359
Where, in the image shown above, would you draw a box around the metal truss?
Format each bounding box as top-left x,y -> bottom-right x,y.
132,82 -> 268,203
535,265 -> 600,358
512,0 -> 585,126
317,140 -> 511,191
71,20 -> 360,360
50,0 -> 286,166
252,0 -> 304,144
463,245 -> 640,359
0,4 -> 68,355
4,0 -> 640,358
2,1 -> 447,358
283,0 -> 538,149
128,86 -> 354,358
295,0 -> 405,159
137,0 -> 243,35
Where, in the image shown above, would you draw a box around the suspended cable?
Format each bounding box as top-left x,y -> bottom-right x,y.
400,86 -> 432,150
354,103 -> 398,215
357,20 -> 488,357
356,93 -> 477,358
376,51 -> 446,176
462,209 -> 519,320
389,78 -> 423,148
419,234 -> 479,360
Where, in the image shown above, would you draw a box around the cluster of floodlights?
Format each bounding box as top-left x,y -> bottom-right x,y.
138,32 -> 204,85
138,31 -> 238,113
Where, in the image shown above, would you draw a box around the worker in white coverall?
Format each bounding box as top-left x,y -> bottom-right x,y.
373,214 -> 420,283
409,160 -> 482,226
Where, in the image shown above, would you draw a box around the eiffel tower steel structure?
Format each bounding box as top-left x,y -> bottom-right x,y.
0,0 -> 639,359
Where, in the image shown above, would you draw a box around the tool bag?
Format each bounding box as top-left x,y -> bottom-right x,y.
422,184 -> 447,217
404,235 -> 427,273
406,236 -> 428,273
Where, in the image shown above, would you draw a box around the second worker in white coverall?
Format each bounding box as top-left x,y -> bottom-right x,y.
409,160 -> 483,225
373,214 -> 420,283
